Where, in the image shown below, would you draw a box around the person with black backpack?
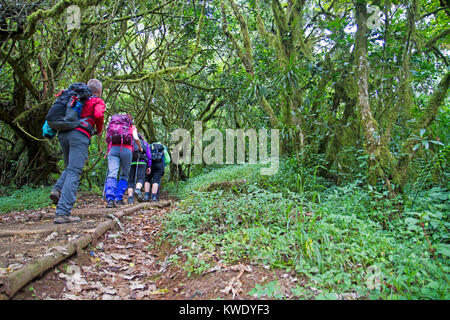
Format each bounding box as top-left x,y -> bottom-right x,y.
144,142 -> 170,202
127,133 -> 152,204
47,79 -> 106,224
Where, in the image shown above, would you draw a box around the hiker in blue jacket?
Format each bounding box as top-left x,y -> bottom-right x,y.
127,133 -> 152,204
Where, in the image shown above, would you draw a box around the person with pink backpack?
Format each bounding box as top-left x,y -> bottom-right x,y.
104,114 -> 143,208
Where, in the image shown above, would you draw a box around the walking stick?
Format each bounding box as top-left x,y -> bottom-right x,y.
134,152 -> 140,194
103,166 -> 108,200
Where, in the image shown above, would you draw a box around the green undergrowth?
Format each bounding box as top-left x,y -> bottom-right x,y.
159,162 -> 449,300
0,185 -> 53,213
0,181 -> 103,214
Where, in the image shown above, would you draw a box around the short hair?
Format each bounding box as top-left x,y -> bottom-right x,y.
87,79 -> 102,94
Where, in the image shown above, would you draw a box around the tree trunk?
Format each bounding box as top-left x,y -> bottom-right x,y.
221,0 -> 279,128
355,2 -> 392,187
394,71 -> 450,186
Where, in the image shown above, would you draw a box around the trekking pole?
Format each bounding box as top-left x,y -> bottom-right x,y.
134,153 -> 140,193
103,161 -> 108,200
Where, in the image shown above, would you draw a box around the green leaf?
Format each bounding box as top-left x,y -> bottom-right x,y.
429,140 -> 444,146
435,244 -> 450,257
315,292 -> 338,300
419,129 -> 426,137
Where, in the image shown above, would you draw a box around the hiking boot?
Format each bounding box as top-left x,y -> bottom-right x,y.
106,200 -> 116,208
151,194 -> 158,202
127,196 -> 134,205
143,193 -> 150,202
136,190 -> 148,202
54,215 -> 81,224
135,189 -> 144,202
135,189 -> 142,198
50,188 -> 60,205
116,199 -> 125,206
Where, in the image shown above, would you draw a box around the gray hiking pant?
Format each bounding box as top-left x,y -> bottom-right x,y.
54,130 -> 90,216
106,146 -> 132,181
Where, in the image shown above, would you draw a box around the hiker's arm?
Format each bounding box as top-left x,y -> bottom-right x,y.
132,127 -> 143,152
93,99 -> 106,135
146,144 -> 152,168
136,139 -> 143,153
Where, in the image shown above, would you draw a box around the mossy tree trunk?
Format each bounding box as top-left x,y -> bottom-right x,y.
394,71 -> 450,186
355,1 -> 395,189
220,0 -> 279,129
255,0 -> 310,155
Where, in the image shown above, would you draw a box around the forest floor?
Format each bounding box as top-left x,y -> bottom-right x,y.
0,191 -> 299,300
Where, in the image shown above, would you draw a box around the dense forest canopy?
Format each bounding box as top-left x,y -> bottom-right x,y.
0,0 -> 448,193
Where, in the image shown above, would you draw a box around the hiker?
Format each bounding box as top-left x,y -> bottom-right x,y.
144,142 -> 170,202
127,133 -> 152,204
104,114 -> 143,208
49,79 -> 106,224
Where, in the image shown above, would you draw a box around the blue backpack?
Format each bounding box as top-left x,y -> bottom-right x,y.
42,120 -> 56,139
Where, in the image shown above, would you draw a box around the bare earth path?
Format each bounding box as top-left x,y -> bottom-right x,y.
0,192 -> 299,301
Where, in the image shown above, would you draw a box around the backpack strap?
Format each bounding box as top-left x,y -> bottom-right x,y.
75,97 -> 96,136
78,116 -> 96,136
105,140 -> 112,159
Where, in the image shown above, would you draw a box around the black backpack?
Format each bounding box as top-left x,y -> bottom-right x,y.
132,138 -> 147,162
45,83 -> 94,133
150,143 -> 164,163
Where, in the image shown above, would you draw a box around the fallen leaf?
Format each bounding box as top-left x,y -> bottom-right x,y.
149,288 -> 168,295
45,232 -> 58,242
7,263 -> 23,270
58,265 -> 88,293
103,288 -> 117,295
220,278 -> 243,299
110,253 -> 131,261
129,282 -> 146,290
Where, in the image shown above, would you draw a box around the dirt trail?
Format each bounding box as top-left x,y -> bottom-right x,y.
0,192 -> 298,300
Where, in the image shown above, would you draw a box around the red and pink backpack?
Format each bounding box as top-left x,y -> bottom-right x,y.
105,114 -> 133,154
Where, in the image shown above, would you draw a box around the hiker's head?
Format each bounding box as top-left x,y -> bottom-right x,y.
87,79 -> 102,97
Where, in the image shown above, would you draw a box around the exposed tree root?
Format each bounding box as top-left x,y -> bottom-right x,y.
0,201 -> 171,300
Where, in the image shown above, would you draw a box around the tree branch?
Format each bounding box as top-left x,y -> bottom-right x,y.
103,2 -> 205,86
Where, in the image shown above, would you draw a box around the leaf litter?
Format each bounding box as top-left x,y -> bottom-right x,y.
6,195 -> 305,300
